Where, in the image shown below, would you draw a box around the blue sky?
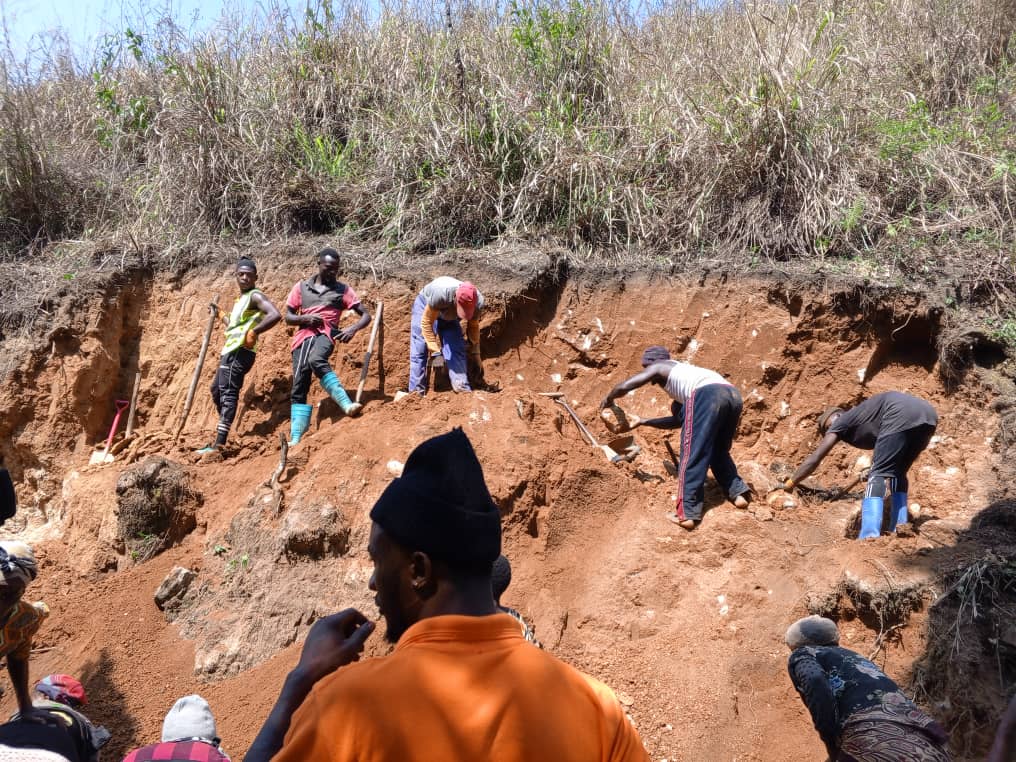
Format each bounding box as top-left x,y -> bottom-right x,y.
1,0 -> 311,61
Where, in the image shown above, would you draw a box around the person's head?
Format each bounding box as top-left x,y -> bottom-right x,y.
368,428 -> 501,643
0,540 -> 37,612
491,555 -> 512,605
162,695 -> 219,745
640,345 -> 672,385
455,282 -> 479,321
817,407 -> 843,434
235,257 -> 258,292
0,466 -> 15,525
34,674 -> 87,708
785,615 -> 840,651
317,247 -> 341,284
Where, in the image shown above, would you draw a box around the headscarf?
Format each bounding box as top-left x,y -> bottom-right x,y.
370,428 -> 501,570
817,406 -> 843,433
35,675 -> 87,708
785,615 -> 840,649
0,540 -> 37,587
640,345 -> 672,367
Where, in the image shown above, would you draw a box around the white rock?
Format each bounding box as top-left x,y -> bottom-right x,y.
386,460 -> 405,477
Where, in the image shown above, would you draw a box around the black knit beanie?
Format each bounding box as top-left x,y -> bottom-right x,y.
370,428 -> 501,569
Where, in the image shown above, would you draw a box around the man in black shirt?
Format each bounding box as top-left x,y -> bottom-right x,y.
785,392 -> 938,539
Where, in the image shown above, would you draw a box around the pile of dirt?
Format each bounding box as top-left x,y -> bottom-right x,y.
115,456 -> 200,562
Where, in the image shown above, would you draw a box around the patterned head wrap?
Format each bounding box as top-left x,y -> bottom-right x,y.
0,540 -> 38,587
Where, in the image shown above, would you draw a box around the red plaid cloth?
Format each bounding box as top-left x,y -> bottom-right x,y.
121,740 -> 230,761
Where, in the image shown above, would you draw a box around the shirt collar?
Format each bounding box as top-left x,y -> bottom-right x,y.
395,613 -> 524,651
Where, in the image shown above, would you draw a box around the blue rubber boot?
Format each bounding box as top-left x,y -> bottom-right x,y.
290,403 -> 313,444
890,492 -> 909,530
859,496 -> 884,539
320,372 -> 363,417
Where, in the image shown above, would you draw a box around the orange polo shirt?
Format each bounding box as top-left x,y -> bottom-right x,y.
274,614 -> 649,762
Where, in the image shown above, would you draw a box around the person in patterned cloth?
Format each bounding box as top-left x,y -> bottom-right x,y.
785,615 -> 951,761
0,541 -> 50,723
122,695 -> 230,762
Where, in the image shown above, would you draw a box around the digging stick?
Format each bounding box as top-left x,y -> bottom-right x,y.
125,370 -> 142,438
175,296 -> 219,441
355,301 -> 383,403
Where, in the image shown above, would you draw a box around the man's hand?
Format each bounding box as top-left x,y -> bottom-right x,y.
336,326 -> 358,343
294,609 -> 375,686
430,352 -> 445,369
302,314 -> 325,329
243,329 -> 257,350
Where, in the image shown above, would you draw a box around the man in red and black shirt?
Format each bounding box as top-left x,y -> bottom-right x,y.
122,695 -> 230,762
285,248 -> 372,444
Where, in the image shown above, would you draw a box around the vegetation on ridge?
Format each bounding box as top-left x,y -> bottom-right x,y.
0,0 -> 1014,281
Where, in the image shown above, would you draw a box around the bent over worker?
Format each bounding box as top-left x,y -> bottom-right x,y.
247,428 -> 649,762
198,257 -> 281,454
408,276 -> 484,394
0,542 -> 50,724
786,391 -> 937,539
600,346 -> 750,531
286,248 -> 371,444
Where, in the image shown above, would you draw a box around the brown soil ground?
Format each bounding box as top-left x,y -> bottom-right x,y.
0,254 -> 1010,760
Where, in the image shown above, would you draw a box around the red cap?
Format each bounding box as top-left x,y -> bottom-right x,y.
35,674 -> 87,707
455,282 -> 478,321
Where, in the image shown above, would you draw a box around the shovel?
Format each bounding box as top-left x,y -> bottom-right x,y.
540,393 -> 639,464
90,399 -> 130,465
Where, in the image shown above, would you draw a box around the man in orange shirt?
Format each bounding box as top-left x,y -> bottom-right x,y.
247,428 -> 648,762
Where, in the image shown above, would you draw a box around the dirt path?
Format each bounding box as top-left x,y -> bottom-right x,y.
0,264 -> 1004,760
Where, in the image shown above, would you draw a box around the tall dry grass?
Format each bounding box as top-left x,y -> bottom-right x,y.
0,0 -> 1014,278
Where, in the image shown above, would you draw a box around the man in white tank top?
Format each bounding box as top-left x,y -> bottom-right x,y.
601,346 -> 751,530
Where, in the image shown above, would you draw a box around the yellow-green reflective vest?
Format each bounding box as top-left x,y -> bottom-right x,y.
222,288 -> 264,354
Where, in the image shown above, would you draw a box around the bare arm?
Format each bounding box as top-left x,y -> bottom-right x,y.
8,653 -> 34,715
246,610 -> 374,762
337,303 -> 371,343
633,400 -> 683,430
285,306 -> 323,329
600,364 -> 670,410
789,432 -> 840,486
250,292 -> 282,334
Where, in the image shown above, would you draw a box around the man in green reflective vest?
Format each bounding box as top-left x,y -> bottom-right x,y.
197,257 -> 281,454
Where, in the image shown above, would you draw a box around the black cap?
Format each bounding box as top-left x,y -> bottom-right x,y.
370,428 -> 501,569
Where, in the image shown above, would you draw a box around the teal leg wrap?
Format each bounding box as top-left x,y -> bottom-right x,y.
890,492 -> 908,530
859,496 -> 884,539
320,371 -> 354,412
290,402 -> 313,444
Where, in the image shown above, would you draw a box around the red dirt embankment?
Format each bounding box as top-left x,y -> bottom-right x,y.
0,253 -> 1008,760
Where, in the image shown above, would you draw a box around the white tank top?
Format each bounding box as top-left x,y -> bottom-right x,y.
663,362 -> 727,403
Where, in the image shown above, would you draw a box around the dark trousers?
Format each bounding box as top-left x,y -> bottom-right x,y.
676,384 -> 749,521
291,333 -> 335,403
866,423 -> 937,496
210,348 -> 256,445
